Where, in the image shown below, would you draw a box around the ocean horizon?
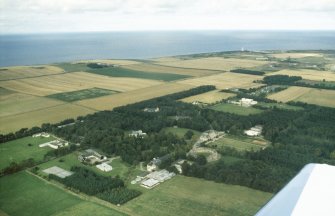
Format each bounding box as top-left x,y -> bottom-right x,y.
1,30 -> 334,67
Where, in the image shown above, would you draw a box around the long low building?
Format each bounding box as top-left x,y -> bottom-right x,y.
96,163 -> 113,172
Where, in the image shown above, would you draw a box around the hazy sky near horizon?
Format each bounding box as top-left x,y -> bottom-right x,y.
1,0 -> 335,33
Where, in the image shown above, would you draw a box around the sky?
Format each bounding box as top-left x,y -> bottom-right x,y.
1,0 -> 335,34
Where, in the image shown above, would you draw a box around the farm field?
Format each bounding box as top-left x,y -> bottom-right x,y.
76,82 -> 194,110
178,72 -> 263,89
180,90 -> 235,104
0,103 -> 95,133
268,86 -> 335,108
0,93 -> 64,117
269,52 -> 323,59
209,135 -> 268,152
0,172 -> 126,216
1,72 -> 163,96
87,66 -> 190,81
156,57 -> 268,71
121,175 -> 272,216
47,87 -> 119,102
0,136 -> 55,170
0,65 -> 64,81
210,103 -> 263,116
266,69 -> 335,82
122,62 -> 219,76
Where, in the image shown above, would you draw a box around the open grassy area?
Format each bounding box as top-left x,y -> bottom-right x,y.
87,67 -> 190,81
180,90 -> 235,104
268,86 -> 335,108
0,172 -> 126,216
210,103 -> 263,116
47,87 -> 119,102
0,136 -> 55,170
121,175 -> 272,216
209,135 -> 268,152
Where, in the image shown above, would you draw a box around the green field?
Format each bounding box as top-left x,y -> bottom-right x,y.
256,102 -> 304,111
87,67 -> 190,81
209,135 -> 268,152
210,103 -> 263,116
47,87 -> 118,102
0,172 -> 126,216
54,63 -> 89,72
0,136 -> 55,170
121,175 -> 272,216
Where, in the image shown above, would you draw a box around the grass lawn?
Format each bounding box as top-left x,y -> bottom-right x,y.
0,172 -> 126,216
0,136 -> 55,170
257,102 -> 303,111
54,63 -> 90,72
47,87 -> 119,102
87,67 -> 190,81
209,135 -> 268,152
210,103 -> 263,116
121,175 -> 272,216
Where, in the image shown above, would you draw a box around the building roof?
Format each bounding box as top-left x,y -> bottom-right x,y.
256,163 -> 335,216
96,163 -> 113,172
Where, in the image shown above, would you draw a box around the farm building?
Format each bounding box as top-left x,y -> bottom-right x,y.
129,130 -> 147,138
143,107 -> 160,112
96,163 -> 113,172
78,149 -> 108,165
173,159 -> 185,174
229,98 -> 258,107
43,166 -> 73,178
140,169 -> 175,189
244,125 -> 263,136
199,130 -> 225,143
39,140 -> 68,149
32,132 -> 50,138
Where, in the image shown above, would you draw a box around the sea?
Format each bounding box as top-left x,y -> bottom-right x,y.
0,31 -> 334,67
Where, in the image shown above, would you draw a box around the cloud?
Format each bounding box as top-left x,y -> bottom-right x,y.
1,0 -> 334,33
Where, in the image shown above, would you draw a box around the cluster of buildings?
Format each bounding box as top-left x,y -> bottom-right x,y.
230,98 -> 258,107
244,125 -> 263,136
39,139 -> 69,149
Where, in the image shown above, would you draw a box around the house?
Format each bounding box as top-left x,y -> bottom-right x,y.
33,132 -> 50,138
146,155 -> 170,172
39,139 -> 68,149
143,107 -> 160,113
129,130 -> 147,138
244,125 -> 263,136
240,98 -> 258,107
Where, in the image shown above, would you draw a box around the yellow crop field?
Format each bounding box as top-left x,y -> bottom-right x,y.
0,65 -> 64,81
266,69 -> 335,82
76,83 -> 194,110
0,93 -> 64,117
1,72 -> 163,96
0,104 -> 95,133
157,57 -> 268,71
180,90 -> 235,104
268,86 -> 335,108
178,72 -> 264,89
269,52 -> 323,59
75,59 -> 140,65
123,63 -> 218,76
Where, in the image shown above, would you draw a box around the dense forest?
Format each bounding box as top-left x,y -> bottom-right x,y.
2,85 -> 335,194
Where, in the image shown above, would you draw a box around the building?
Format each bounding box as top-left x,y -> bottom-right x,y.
240,98 -> 258,107
39,140 -> 68,149
146,155 -> 170,172
256,163 -> 335,216
129,130 -> 147,138
96,163 -> 113,172
141,178 -> 160,189
143,107 -> 160,113
140,169 -> 175,189
244,125 -> 263,136
33,132 -> 50,138
78,149 -> 108,165
173,159 -> 185,174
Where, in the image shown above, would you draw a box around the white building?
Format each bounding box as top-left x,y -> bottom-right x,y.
39,140 -> 68,149
140,169 -> 175,189
143,107 -> 160,113
96,163 -> 113,172
129,130 -> 147,138
244,125 -> 263,136
240,98 -> 258,107
33,132 -> 50,138
141,178 -> 160,189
